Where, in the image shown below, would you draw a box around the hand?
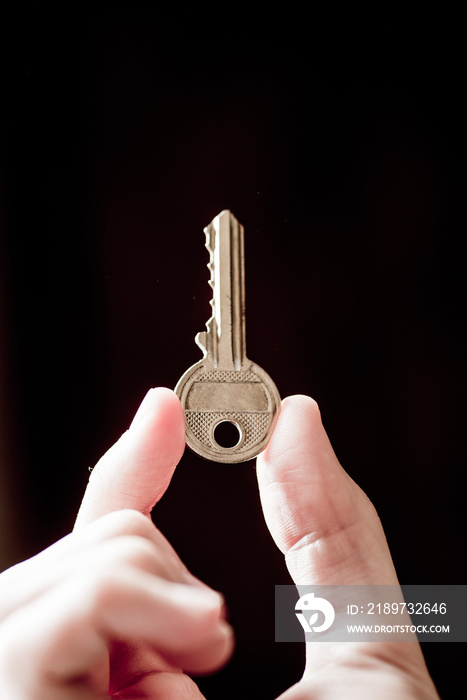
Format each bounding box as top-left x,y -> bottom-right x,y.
0,388 -> 233,699
0,389 -> 442,699
256,395 -> 440,699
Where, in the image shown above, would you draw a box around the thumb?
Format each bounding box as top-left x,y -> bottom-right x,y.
74,388 -> 185,529
256,395 -> 398,586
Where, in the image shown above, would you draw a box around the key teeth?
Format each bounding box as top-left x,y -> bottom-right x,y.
195,331 -> 208,357
196,315 -> 216,359
206,317 -> 216,335
204,223 -> 216,323
205,239 -> 215,293
203,226 -> 215,255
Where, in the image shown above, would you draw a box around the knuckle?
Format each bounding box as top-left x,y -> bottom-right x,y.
98,509 -> 156,541
113,509 -> 154,536
80,569 -> 127,617
114,535 -> 159,571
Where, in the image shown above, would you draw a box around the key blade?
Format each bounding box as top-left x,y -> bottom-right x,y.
199,210 -> 246,370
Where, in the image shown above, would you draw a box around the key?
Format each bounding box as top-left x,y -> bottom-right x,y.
175,210 -> 281,463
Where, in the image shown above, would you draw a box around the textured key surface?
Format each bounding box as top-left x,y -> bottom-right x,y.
176,360 -> 280,463
175,210 -> 280,463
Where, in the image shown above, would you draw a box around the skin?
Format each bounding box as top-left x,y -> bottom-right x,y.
0,388 -> 440,698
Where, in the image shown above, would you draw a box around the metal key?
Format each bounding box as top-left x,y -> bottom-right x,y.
175,210 -> 281,463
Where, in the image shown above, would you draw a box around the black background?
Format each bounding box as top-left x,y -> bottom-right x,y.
0,9 -> 466,698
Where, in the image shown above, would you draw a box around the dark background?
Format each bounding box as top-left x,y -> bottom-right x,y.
0,9 -> 466,698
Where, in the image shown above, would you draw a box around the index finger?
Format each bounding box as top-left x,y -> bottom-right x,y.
74,388 -> 186,529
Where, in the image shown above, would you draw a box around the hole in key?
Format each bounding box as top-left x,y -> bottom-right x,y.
213,420 -> 242,449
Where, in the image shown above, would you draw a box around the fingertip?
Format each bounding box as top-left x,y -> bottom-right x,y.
131,387 -> 186,459
279,394 -> 323,439
282,393 -> 321,416
130,387 -> 183,430
258,393 -> 326,476
171,619 -> 235,676
190,620 -> 235,676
